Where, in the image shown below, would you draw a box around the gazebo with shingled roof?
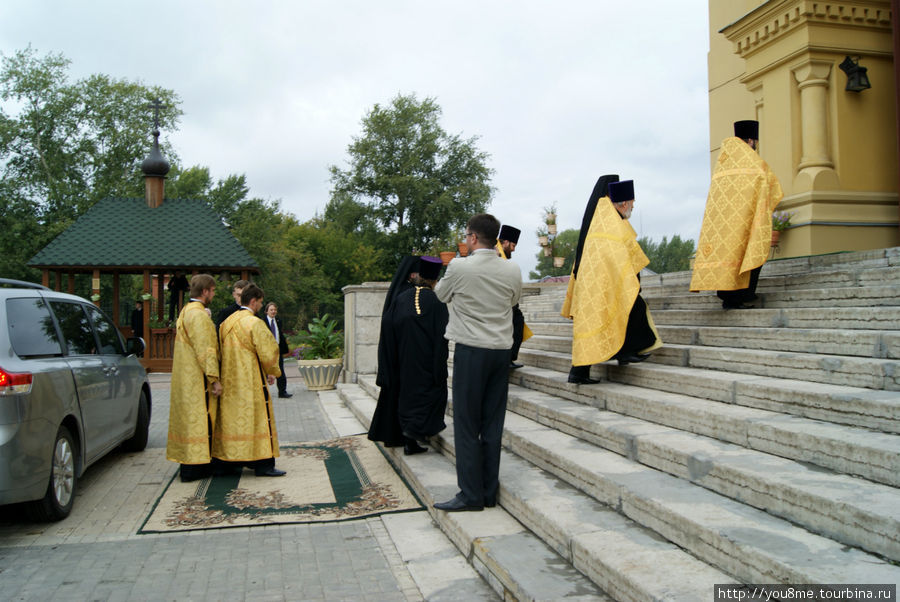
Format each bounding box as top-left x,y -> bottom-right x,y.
27,108 -> 258,372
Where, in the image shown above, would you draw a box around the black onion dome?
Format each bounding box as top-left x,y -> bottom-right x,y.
141,130 -> 170,176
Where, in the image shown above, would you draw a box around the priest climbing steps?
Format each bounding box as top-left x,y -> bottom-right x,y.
338,246 -> 900,601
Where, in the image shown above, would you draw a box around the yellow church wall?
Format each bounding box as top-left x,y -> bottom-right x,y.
708,0 -> 899,258
708,1 -> 768,156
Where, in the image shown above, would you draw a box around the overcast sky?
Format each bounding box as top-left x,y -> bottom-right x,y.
1,0 -> 712,280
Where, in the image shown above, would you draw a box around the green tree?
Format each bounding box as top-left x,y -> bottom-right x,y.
328,93 -> 494,266
637,235 -> 696,273
529,228 -> 579,280
0,47 -> 181,279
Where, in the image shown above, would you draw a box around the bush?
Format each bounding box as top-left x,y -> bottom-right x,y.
296,314 -> 343,360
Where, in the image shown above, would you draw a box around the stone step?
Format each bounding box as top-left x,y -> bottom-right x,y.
648,343 -> 900,391
352,384 -> 740,602
522,324 -> 900,359
650,307 -> 900,331
514,348 -> 900,433
524,306 -> 900,333
642,284 -> 900,310
520,334 -> 900,389
508,365 -> 900,488
494,413 -> 900,585
316,389 -> 502,600
636,265 -> 900,297
348,376 -> 900,586
520,252 -> 900,305
526,320 -> 900,361
342,381 -> 734,601
502,381 -> 900,560
335,383 -> 612,601
657,325 -> 899,358
611,361 -> 900,434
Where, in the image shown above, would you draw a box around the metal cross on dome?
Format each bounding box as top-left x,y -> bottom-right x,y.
146,98 -> 166,131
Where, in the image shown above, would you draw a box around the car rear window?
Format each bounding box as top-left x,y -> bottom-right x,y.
49,301 -> 97,355
5,297 -> 64,357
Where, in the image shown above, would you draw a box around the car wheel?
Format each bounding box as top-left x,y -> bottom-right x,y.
25,425 -> 77,521
121,389 -> 150,452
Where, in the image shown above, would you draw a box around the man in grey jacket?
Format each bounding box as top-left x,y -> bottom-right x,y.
433,213 -> 522,512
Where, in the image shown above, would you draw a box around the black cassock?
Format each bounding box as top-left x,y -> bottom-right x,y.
368,286 -> 449,445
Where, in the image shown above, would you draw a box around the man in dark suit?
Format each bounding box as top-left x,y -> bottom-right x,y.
263,302 -> 292,398
215,279 -> 249,332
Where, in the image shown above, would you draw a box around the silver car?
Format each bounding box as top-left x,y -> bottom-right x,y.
0,279 -> 151,520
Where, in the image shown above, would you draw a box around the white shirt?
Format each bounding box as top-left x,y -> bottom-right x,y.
434,248 -> 522,349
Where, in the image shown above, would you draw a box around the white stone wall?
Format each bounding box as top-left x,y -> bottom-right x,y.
342,282 -> 389,383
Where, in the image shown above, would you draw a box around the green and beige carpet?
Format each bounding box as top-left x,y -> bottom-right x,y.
140,435 -> 421,533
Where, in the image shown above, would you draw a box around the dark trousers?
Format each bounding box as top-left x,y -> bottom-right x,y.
511,305 -> 524,361
276,355 -> 287,395
717,266 -> 762,306
452,343 -> 512,506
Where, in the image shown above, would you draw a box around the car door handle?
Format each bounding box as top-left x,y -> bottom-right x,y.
104,367 -> 119,376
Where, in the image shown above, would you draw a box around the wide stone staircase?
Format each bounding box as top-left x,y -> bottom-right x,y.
337,247 -> 900,600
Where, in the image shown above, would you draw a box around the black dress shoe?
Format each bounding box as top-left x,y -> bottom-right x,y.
616,353 -> 651,366
278,392 -> 293,398
433,496 -> 483,512
509,362 -> 523,369
255,468 -> 286,477
567,375 -> 601,384
404,441 -> 427,455
722,302 -> 753,310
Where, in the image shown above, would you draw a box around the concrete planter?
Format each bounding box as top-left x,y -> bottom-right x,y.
297,357 -> 343,391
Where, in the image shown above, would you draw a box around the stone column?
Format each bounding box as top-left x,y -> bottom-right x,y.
342,282 -> 389,383
792,59 -> 839,189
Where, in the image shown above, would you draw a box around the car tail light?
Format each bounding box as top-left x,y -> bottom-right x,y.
0,367 -> 33,395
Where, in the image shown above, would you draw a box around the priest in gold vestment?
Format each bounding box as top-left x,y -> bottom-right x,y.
166,274 -> 222,482
211,284 -> 285,477
690,120 -> 784,308
561,179 -> 662,379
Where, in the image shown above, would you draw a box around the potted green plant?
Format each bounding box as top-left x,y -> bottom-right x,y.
455,228 -> 469,257
296,314 -> 344,391
771,211 -> 793,246
544,203 -> 558,235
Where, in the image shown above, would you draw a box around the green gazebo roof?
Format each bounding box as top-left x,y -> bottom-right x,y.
28,197 -> 259,271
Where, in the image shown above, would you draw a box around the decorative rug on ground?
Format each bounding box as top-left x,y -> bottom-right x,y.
139,434 -> 421,533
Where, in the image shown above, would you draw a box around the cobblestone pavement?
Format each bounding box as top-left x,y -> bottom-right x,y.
0,368 -> 455,601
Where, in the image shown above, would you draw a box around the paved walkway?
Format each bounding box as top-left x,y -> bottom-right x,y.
0,367 -> 492,601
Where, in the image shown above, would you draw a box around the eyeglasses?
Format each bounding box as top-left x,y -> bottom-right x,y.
465,231 -> 474,238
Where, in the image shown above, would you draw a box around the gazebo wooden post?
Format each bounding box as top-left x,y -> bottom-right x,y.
112,272 -> 120,326
156,271 -> 165,322
41,270 -> 49,288
67,273 -> 75,294
55,271 -> 63,291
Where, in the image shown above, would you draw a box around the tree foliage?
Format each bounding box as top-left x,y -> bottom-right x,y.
328,93 -> 494,267
637,235 -> 696,274
0,49 -> 401,330
0,47 -> 181,280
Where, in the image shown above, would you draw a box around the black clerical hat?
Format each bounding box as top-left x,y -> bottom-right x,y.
733,120 -> 759,140
608,180 -> 634,204
419,256 -> 442,280
498,225 -> 521,244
